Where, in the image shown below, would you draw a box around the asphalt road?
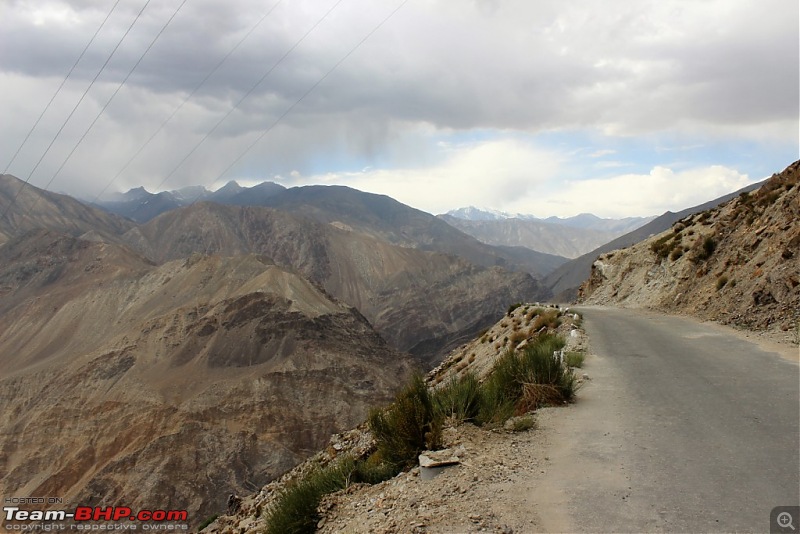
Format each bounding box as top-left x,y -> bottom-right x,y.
533,307 -> 800,533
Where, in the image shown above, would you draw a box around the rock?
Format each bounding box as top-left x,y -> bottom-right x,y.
419,449 -> 460,468
227,494 -> 242,515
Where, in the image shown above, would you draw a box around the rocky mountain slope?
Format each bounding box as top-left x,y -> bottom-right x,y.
439,213 -> 623,259
0,174 -> 133,245
545,180 -> 766,301
580,160 -> 799,338
204,304 -> 588,533
94,183 -> 566,278
0,230 -> 415,524
93,181 -> 287,223
121,202 -> 547,364
444,207 -> 652,234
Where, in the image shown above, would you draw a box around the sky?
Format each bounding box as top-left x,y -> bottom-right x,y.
0,0 -> 797,218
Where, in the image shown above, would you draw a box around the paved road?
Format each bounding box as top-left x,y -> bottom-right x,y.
533,307 -> 799,533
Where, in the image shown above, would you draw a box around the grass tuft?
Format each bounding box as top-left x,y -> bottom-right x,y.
368,374 -> 441,469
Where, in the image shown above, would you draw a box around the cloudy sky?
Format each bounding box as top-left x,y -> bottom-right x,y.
0,0 -> 797,217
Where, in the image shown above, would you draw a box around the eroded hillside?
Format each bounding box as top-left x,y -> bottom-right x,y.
122,202 -> 546,364
0,231 -> 414,524
580,160 -> 799,338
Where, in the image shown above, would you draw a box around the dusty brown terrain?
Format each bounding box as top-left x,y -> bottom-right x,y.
0,231 -> 415,524
580,160 -> 799,343
121,202 -> 545,364
204,305 -> 589,533
0,174 -> 133,246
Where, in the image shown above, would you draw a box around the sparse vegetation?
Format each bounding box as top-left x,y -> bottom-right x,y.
265,325 -> 581,532
531,309 -> 560,331
564,350 -> 585,368
265,457 -> 360,534
368,374 -> 441,469
651,233 -> 680,259
507,302 -> 522,315
716,275 -> 728,290
198,515 -> 218,531
506,415 -> 535,432
477,334 -> 575,425
433,373 -> 481,424
694,236 -> 717,262
509,330 -> 527,345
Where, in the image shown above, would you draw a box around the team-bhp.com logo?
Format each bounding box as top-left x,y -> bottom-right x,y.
3,506 -> 188,531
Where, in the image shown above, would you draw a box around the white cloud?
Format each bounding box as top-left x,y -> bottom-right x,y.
517,165 -> 754,218
291,139 -> 561,215
288,141 -> 755,219
0,0 -> 794,210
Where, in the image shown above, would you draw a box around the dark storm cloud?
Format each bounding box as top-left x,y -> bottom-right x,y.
0,0 -> 796,201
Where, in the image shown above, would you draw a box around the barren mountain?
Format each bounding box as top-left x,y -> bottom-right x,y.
438,213 -> 621,259
121,202 -> 546,364
0,174 -> 133,245
580,160 -> 799,338
231,184 -> 565,278
0,230 -> 414,525
544,180 -> 765,301
92,181 -> 287,223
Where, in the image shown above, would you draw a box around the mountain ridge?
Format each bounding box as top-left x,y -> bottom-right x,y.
580,160 -> 799,338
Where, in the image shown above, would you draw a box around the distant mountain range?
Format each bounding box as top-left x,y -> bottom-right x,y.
544,180 -> 766,300
0,166 -> 780,527
581,160 -> 798,335
439,208 -> 655,259
444,206 -> 654,233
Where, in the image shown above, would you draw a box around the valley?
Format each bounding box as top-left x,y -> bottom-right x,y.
1,160 -> 797,530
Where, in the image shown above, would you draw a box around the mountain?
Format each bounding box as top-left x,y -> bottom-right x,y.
544,180 -> 766,301
0,174 -> 134,245
0,229 -> 415,525
445,206 -> 533,221
225,181 -> 286,205
121,202 -> 547,364
94,189 -> 183,223
445,206 -> 653,234
580,160 -> 799,336
92,181 -> 286,223
439,214 -> 621,259
543,213 -> 656,234
0,177 -> 549,526
242,185 -> 566,277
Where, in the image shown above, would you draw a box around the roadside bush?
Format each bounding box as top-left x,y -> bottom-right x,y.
564,350 -> 585,368
531,309 -> 560,331
507,302 -> 522,315
368,374 -> 441,469
716,275 -> 728,290
265,458 -> 357,534
477,334 -> 573,425
651,233 -> 679,259
506,415 -> 535,432
695,236 -> 717,261
198,515 -> 218,531
433,373 -> 481,423
509,330 -> 527,345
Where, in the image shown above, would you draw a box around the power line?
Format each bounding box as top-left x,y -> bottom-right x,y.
92,0 -> 284,203
1,0 -> 153,221
152,0 -> 346,193
212,0 -> 409,188
40,0 -> 190,197
1,0 -> 124,175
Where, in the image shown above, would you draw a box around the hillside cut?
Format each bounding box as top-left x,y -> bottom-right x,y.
580,160 -> 799,338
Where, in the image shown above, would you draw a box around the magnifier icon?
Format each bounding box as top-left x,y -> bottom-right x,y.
778,511 -> 796,531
